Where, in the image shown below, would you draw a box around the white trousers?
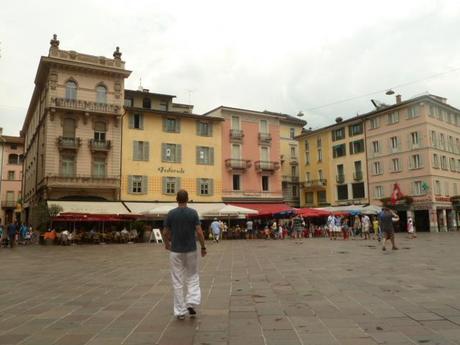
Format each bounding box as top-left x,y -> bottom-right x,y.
170,250 -> 201,316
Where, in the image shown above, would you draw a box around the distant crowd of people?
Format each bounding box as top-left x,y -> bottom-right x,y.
0,221 -> 35,248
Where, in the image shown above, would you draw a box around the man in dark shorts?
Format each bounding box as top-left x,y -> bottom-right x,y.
163,190 -> 207,320
379,207 -> 399,251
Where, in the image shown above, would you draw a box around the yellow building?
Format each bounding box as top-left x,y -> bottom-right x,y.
298,117 -> 368,207
277,113 -> 306,207
121,89 -> 224,202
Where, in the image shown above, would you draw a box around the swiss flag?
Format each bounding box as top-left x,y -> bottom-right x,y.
391,183 -> 403,205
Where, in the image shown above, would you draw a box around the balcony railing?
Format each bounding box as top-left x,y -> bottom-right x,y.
254,161 -> 280,172
57,137 -> 81,151
258,132 -> 272,144
46,175 -> 120,190
336,174 -> 345,184
51,97 -> 121,114
303,179 -> 327,190
89,139 -> 111,152
230,129 -> 244,141
1,200 -> 17,208
353,171 -> 363,181
225,159 -> 252,170
282,175 -> 300,183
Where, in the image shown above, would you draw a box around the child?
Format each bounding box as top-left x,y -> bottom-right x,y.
407,217 -> 416,239
372,216 -> 380,241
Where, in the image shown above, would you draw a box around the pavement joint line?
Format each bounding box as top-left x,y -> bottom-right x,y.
154,316 -> 174,345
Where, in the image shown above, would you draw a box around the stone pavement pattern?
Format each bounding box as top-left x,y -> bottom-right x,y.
1,233 -> 460,345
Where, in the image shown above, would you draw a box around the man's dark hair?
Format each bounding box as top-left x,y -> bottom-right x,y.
176,189 -> 189,204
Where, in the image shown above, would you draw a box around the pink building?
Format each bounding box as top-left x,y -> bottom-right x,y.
204,106 -> 283,203
0,133 -> 24,225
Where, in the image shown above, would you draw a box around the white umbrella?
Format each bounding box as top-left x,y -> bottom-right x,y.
209,204 -> 258,217
143,205 -> 175,217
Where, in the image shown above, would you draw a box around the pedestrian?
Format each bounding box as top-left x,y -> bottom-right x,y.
342,218 -> 350,240
407,217 -> 416,239
163,189 -> 206,320
327,213 -> 336,240
372,216 -> 380,241
0,224 -> 4,247
361,214 -> 371,240
379,207 -> 399,251
7,221 -> 17,248
333,216 -> 341,240
292,215 -> 303,240
246,219 -> 254,239
353,215 -> 361,239
210,218 -> 222,243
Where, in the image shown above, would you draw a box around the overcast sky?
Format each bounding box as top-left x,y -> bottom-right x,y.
1,0 -> 460,135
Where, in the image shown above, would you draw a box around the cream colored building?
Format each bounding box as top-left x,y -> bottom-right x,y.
21,35 -> 131,226
121,89 -> 224,203
366,94 -> 460,232
298,117 -> 368,208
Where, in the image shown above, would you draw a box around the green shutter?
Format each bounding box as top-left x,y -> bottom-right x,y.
162,176 -> 167,194
175,119 -> 181,133
176,177 -> 181,192
208,123 -> 213,137
176,144 -> 182,163
162,118 -> 167,132
209,147 -> 214,165
196,178 -> 201,195
128,175 -> 133,194
142,176 -> 148,194
128,114 -> 134,129
196,147 -> 201,164
196,121 -> 200,136
161,143 -> 167,162
133,141 -> 138,160
209,179 -> 214,196
143,142 -> 149,161
139,113 -> 144,129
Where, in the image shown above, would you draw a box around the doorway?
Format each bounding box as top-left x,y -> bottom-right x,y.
414,210 -> 430,232
396,211 -> 407,233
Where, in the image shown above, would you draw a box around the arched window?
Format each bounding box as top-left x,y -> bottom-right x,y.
63,118 -> 76,138
65,80 -> 77,100
96,85 -> 107,104
8,154 -> 19,165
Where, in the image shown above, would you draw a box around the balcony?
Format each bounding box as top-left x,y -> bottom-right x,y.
254,161 -> 280,173
51,97 -> 121,114
230,129 -> 244,142
282,175 -> 300,183
225,159 -> 252,171
89,139 -> 111,152
289,156 -> 298,165
258,132 -> 272,145
336,174 -> 345,184
57,137 -> 81,151
303,179 -> 327,190
353,171 -> 363,181
46,175 -> 120,190
1,200 -> 18,209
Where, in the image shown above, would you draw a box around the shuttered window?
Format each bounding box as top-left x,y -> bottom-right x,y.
197,178 -> 214,196
197,121 -> 212,136
162,143 -> 181,163
129,113 -> 144,129
133,141 -> 149,161
128,175 -> 147,194
162,177 -> 180,195
163,117 -> 180,133
63,118 -> 76,138
196,146 -> 214,165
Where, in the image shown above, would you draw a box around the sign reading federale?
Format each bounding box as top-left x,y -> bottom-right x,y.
157,167 -> 185,174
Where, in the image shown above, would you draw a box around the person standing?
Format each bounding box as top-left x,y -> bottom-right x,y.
379,207 -> 399,251
361,215 -> 371,240
7,221 -> 17,248
407,217 -> 416,239
352,215 -> 361,239
246,219 -> 254,239
372,216 -> 380,241
163,190 -> 207,320
327,213 -> 336,240
210,218 -> 222,243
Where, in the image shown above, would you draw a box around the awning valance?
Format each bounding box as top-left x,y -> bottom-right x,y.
229,203 -> 294,217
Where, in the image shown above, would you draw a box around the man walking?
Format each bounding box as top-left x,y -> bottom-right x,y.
210,218 -> 222,243
7,221 -> 17,248
163,190 -> 207,320
379,207 -> 399,251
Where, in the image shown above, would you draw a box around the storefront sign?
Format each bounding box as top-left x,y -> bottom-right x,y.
157,167 -> 185,174
435,196 -> 451,202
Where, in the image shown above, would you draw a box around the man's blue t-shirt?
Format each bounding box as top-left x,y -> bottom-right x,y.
210,221 -> 221,235
164,207 -> 200,253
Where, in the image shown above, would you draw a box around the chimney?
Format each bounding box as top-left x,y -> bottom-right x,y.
396,94 -> 402,104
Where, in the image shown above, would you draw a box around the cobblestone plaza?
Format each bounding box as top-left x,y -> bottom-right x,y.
1,233 -> 460,345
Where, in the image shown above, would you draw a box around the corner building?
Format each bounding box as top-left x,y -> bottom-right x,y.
366,94 -> 460,232
121,89 -> 223,202
21,36 -> 131,225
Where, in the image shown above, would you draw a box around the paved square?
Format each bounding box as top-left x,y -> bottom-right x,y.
1,233 -> 460,345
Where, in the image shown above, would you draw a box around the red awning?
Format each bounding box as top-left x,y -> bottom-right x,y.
295,208 -> 330,217
229,203 -> 294,217
52,213 -> 137,222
